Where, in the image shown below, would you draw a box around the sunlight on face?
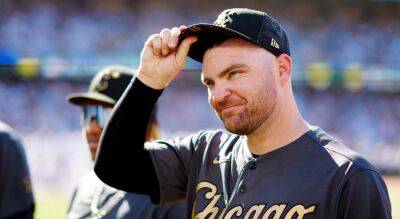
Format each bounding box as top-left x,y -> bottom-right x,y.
202,38 -> 279,135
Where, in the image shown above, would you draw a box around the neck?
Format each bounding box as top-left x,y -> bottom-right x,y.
246,95 -> 311,155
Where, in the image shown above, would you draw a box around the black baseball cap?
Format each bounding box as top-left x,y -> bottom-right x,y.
179,8 -> 290,63
67,65 -> 135,106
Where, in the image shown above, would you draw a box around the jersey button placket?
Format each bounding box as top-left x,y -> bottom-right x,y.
239,183 -> 246,193
249,162 -> 256,170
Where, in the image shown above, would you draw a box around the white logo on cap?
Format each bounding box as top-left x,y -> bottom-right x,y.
271,38 -> 280,49
214,11 -> 234,26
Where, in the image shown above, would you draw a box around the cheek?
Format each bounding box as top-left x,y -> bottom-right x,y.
231,79 -> 255,100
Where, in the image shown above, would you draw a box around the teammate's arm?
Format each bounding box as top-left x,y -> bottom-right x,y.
337,169 -> 392,218
94,27 -> 197,204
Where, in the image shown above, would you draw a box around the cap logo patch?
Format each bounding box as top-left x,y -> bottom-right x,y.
271,38 -> 280,49
214,11 -> 234,27
111,71 -> 121,79
97,80 -> 108,91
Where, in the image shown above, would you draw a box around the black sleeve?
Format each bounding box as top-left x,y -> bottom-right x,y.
337,170 -> 392,219
94,78 -> 163,204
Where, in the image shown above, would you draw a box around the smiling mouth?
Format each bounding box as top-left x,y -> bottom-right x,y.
220,105 -> 242,117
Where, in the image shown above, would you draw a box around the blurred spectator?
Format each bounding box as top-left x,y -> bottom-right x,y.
0,121 -> 34,219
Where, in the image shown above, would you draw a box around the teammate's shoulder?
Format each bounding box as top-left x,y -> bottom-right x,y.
0,121 -> 17,139
0,121 -> 24,151
307,126 -> 377,172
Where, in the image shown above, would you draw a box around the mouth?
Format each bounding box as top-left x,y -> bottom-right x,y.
219,105 -> 243,118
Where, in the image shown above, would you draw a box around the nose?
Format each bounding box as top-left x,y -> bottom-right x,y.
210,83 -> 231,107
86,119 -> 102,134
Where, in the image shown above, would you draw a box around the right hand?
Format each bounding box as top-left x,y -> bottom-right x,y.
137,26 -> 198,90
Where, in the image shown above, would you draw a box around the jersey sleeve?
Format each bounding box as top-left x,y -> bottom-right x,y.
145,131 -> 205,204
337,169 -> 392,219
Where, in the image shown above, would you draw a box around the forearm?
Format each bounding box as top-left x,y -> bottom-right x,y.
94,77 -> 163,203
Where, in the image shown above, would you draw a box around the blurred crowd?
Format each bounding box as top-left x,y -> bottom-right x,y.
0,78 -> 399,193
0,0 -> 399,70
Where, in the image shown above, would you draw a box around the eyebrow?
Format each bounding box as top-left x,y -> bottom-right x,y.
201,63 -> 249,83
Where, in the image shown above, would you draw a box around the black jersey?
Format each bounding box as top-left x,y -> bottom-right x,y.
95,78 -> 392,219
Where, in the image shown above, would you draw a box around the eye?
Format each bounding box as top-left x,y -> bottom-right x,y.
228,71 -> 240,78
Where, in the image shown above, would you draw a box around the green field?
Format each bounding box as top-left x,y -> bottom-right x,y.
385,175 -> 400,218
35,175 -> 400,219
35,188 -> 70,219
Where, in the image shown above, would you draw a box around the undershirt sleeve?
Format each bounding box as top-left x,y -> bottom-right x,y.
94,78 -> 163,203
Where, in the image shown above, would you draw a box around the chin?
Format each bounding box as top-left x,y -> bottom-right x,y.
223,118 -> 256,135
226,126 -> 250,135
224,121 -> 245,135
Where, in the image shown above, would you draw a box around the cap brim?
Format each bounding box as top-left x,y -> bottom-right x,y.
179,24 -> 257,63
67,92 -> 116,106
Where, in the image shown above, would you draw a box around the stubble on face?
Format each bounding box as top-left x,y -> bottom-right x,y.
204,38 -> 279,135
220,76 -> 277,135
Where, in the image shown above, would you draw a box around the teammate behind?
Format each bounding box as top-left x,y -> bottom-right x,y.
0,121 -> 35,219
94,9 -> 392,218
66,65 -> 184,219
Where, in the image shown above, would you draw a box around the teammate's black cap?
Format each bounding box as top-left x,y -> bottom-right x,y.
179,8 -> 290,63
67,65 -> 135,106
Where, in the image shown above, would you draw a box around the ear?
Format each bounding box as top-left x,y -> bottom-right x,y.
276,54 -> 292,87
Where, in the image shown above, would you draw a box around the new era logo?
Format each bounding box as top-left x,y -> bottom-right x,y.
271,38 -> 280,49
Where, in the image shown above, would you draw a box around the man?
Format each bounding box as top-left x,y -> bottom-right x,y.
66,65 -> 184,218
0,121 -> 35,219
94,9 -> 392,219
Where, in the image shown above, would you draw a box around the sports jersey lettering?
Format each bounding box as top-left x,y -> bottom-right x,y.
244,204 -> 265,219
194,181 -> 317,219
194,182 -> 221,219
223,205 -> 242,218
262,204 -> 286,219
284,205 -> 316,219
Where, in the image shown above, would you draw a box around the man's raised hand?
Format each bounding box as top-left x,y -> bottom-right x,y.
137,26 -> 198,90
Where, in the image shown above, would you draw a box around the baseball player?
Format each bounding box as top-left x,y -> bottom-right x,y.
0,121 -> 35,219
94,9 -> 392,219
66,65 -> 184,219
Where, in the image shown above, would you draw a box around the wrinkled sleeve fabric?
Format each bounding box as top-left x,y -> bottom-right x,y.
145,131 -> 205,204
337,169 -> 392,219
